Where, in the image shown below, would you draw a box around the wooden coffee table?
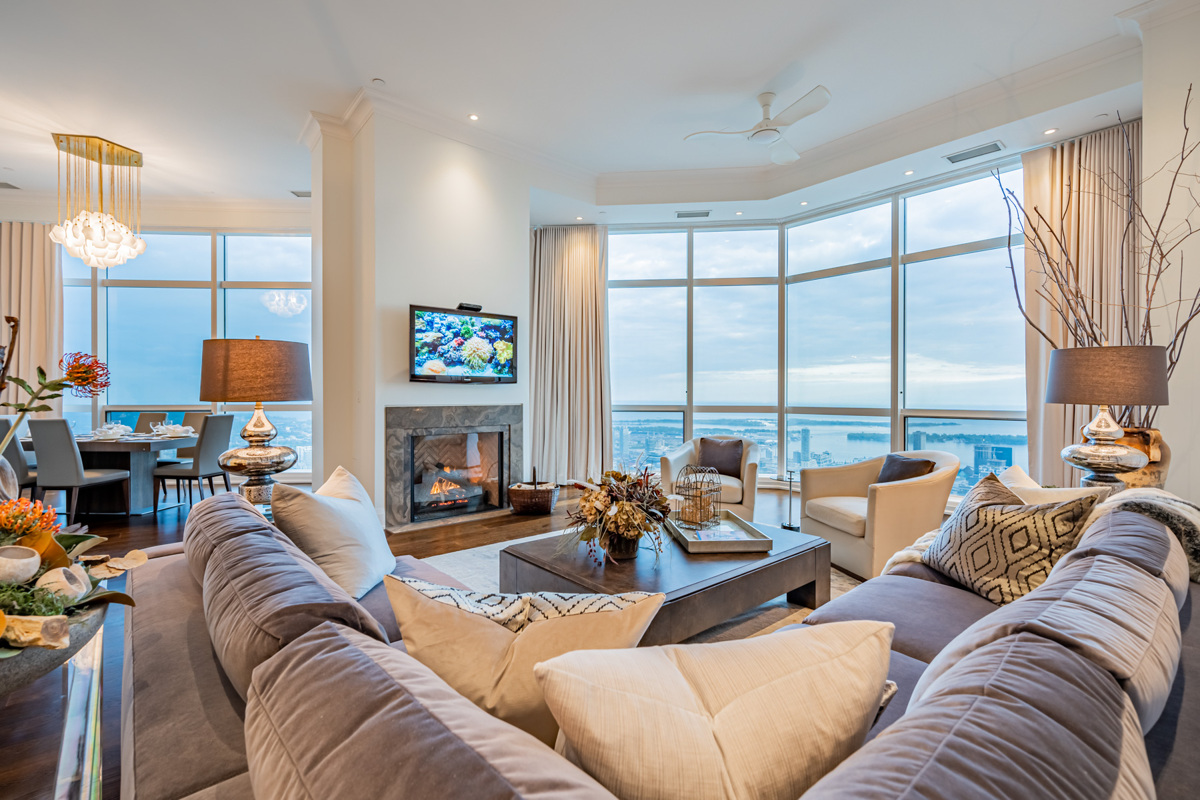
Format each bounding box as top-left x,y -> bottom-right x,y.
499,524 -> 830,646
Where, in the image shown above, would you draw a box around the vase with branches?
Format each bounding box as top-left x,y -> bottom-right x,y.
998,88 -> 1200,485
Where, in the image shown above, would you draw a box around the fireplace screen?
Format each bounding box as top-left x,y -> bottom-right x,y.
410,431 -> 503,522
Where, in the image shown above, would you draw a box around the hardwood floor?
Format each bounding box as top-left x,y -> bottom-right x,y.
0,486 -> 803,799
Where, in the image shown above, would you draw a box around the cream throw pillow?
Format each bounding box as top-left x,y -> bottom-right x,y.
384,577 -> 665,745
534,621 -> 894,800
271,466 -> 396,599
998,465 -> 1113,505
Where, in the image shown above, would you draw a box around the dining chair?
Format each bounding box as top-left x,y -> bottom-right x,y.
157,411 -> 211,497
153,414 -> 235,511
0,417 -> 37,497
29,418 -> 130,524
134,412 -> 168,433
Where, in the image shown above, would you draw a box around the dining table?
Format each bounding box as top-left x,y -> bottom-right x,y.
22,433 -> 199,515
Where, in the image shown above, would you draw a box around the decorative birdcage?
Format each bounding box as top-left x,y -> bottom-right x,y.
674,464 -> 721,529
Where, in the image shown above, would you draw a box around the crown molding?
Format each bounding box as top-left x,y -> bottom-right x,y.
0,190 -> 309,226
598,35 -> 1142,206
300,110 -> 358,151
1117,0 -> 1200,38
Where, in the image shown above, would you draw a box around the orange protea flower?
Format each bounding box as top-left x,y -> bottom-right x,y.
0,497 -> 61,546
59,352 -> 111,398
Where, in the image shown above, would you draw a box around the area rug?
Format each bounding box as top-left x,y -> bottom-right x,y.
421,532 -> 860,644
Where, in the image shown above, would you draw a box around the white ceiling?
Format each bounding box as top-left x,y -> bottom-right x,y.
0,0 -> 1141,207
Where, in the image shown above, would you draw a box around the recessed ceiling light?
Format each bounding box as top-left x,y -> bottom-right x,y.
1043,128 -> 1058,135
735,211 -> 743,216
371,77 -> 386,87
800,201 -> 808,206
468,114 -> 479,121
904,170 -> 914,176
576,216 -> 583,221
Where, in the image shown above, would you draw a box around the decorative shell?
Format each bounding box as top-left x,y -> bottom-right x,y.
0,545 -> 41,585
87,549 -> 148,579
35,565 -> 91,601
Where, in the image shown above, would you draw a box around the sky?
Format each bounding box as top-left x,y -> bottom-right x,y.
608,169 -> 1027,413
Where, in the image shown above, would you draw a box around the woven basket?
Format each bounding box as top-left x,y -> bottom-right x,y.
508,483 -> 559,515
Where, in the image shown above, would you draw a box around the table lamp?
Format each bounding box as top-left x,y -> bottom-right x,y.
200,337 -> 313,504
1045,345 -> 1169,489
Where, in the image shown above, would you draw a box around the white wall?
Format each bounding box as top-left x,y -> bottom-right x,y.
309,98 -> 594,512
1135,1 -> 1200,501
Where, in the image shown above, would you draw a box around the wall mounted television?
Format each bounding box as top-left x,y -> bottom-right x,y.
409,305 -> 517,384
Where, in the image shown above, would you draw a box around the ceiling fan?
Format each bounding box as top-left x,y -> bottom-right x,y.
684,85 -> 831,165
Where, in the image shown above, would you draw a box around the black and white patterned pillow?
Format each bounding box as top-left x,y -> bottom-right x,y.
922,474 -> 1099,604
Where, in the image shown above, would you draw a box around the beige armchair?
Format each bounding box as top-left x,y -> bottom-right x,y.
800,450 -> 959,579
660,436 -> 760,521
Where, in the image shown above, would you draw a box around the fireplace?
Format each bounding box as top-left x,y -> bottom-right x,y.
385,404 -> 522,529
410,431 -> 504,522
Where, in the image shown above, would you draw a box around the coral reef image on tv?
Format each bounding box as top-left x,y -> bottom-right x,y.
411,306 -> 516,382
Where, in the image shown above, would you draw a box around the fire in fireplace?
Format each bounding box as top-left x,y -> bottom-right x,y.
410,431 -> 503,522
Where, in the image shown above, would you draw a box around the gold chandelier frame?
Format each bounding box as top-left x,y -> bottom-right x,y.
52,133 -> 143,235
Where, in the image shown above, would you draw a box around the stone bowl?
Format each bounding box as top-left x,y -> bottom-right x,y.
0,604 -> 107,697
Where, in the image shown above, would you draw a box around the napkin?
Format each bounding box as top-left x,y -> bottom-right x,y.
93,423 -> 131,437
161,424 -> 195,436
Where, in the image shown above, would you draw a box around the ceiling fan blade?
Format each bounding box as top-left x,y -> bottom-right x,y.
683,126 -> 759,141
770,85 -> 831,128
769,138 -> 801,165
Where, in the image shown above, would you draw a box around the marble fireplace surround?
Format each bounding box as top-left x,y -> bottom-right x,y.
384,404 -> 523,529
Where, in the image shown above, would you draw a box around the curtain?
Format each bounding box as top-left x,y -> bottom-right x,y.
0,222 -> 63,415
529,225 -> 611,484
1022,121 -> 1141,486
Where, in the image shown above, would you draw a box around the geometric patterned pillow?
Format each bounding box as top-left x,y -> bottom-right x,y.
922,474 -> 1099,604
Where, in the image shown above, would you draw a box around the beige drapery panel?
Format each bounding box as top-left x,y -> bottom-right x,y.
529,225 -> 611,484
0,222 -> 63,415
1021,121 -> 1141,486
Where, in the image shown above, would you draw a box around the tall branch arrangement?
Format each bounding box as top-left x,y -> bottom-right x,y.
1000,87 -> 1200,429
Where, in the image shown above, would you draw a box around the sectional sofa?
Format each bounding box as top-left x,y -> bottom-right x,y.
122,493 -> 1198,799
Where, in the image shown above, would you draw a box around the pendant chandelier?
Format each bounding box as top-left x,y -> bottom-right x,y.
48,134 -> 147,269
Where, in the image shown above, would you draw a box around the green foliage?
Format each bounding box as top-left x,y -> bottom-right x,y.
0,583 -> 66,617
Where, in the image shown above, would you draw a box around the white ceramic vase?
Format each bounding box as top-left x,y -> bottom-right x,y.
0,545 -> 41,584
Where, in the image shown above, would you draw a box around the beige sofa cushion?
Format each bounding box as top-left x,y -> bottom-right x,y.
270,466 -> 396,599
806,496 -> 868,537
911,555 -> 1181,733
535,621 -> 894,800
717,474 -> 743,504
245,622 -> 615,800
384,577 -> 664,745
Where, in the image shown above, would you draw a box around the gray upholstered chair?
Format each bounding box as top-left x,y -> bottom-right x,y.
153,414 -> 234,511
29,418 -> 130,524
0,417 -> 37,497
134,412 -> 167,433
157,412 -> 212,493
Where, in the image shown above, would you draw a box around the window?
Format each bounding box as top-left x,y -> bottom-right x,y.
608,165 -> 1027,492
61,231 -> 313,475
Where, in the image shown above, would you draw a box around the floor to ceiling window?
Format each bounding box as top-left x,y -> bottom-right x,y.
61,231 -> 314,474
608,166 -> 1028,493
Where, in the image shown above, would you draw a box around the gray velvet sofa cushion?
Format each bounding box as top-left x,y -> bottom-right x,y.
357,555 -> 471,641
1055,510 -> 1190,610
885,561 -> 971,590
180,773 -> 255,800
911,555 -> 1181,734
804,633 -> 1155,800
123,553 -> 250,800
1147,581 -> 1200,799
803,575 -> 998,662
183,492 -> 277,586
245,622 -> 617,800
203,531 -> 388,700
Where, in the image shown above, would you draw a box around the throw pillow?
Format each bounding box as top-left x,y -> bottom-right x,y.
997,464 -> 1114,505
922,474 -> 1099,604
534,621 -> 895,800
384,577 -> 665,745
876,453 -> 935,484
271,466 -> 396,598
697,437 -> 743,478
